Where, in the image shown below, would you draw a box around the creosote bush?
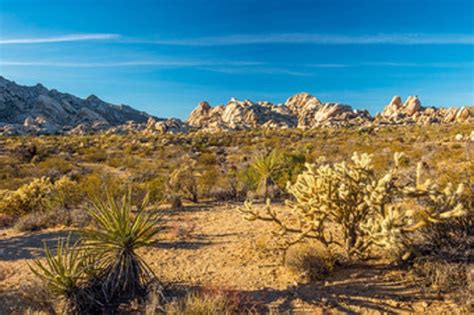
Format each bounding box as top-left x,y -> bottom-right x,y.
239,152 -> 467,260
166,158 -> 199,205
15,207 -> 90,232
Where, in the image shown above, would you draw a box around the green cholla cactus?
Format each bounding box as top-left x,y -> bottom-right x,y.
0,177 -> 54,215
0,176 -> 79,216
239,152 -> 467,259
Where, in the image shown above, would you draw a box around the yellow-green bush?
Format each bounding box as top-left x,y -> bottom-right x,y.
0,176 -> 80,216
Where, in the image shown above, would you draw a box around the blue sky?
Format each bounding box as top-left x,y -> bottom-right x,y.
0,0 -> 473,118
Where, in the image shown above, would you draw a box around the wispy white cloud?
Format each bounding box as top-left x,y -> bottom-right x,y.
0,59 -> 262,68
306,61 -> 474,68
200,66 -> 311,76
0,59 -> 311,76
145,33 -> 474,46
361,61 -> 474,68
0,33 -> 119,44
307,63 -> 350,68
1,59 -> 472,78
3,33 -> 472,46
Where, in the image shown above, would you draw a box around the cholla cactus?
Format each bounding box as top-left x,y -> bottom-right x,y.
239,152 -> 467,259
0,177 -> 54,215
361,165 -> 466,259
0,176 -> 79,216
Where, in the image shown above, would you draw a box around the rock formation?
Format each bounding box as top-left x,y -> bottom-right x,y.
376,95 -> 473,125
0,76 -> 154,135
187,92 -> 372,131
0,75 -> 472,136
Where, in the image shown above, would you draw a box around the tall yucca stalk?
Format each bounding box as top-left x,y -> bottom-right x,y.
29,237 -> 87,314
81,191 -> 162,305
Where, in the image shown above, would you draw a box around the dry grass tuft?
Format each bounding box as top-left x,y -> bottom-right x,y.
285,244 -> 336,282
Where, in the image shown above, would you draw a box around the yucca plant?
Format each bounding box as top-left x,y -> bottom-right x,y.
81,191 -> 162,306
250,150 -> 286,199
29,237 -> 87,314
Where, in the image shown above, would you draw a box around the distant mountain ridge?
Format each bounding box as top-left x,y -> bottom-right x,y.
0,76 -> 472,136
0,76 -> 155,135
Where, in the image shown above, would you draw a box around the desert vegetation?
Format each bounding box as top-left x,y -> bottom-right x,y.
0,123 -> 472,313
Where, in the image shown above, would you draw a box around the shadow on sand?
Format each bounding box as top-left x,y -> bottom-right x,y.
167,264 -> 438,314
0,230 -> 78,261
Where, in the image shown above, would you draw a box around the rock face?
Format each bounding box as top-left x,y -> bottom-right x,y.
376,95 -> 473,125
0,76 -> 154,135
187,92 -> 371,131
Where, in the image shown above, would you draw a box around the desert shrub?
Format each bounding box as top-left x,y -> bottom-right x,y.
14,207 -> 90,232
239,152 -> 467,260
212,167 -> 242,201
408,195 -> 472,307
197,165 -> 220,199
35,157 -> 75,179
164,289 -> 250,315
411,257 -> 471,310
0,176 -> 80,217
52,176 -> 83,208
142,175 -> 167,204
285,244 -> 336,281
0,213 -> 14,228
78,172 -> 125,200
198,152 -> 217,166
80,147 -> 107,163
13,143 -> 37,162
166,158 -> 199,204
15,209 -> 61,231
282,151 -> 306,183
412,258 -> 469,294
0,156 -> 21,181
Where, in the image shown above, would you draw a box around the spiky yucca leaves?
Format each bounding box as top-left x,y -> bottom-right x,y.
250,150 -> 286,199
29,237 -> 87,314
81,192 -> 162,305
239,152 -> 467,259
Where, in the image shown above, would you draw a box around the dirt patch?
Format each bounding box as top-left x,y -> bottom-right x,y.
0,203 -> 463,313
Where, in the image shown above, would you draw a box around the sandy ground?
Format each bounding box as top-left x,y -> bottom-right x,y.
0,202 -> 465,314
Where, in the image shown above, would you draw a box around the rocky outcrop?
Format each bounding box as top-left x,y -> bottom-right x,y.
1,75 -> 472,136
187,93 -> 371,131
376,95 -> 473,125
0,76 -> 153,135
145,117 -> 189,134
